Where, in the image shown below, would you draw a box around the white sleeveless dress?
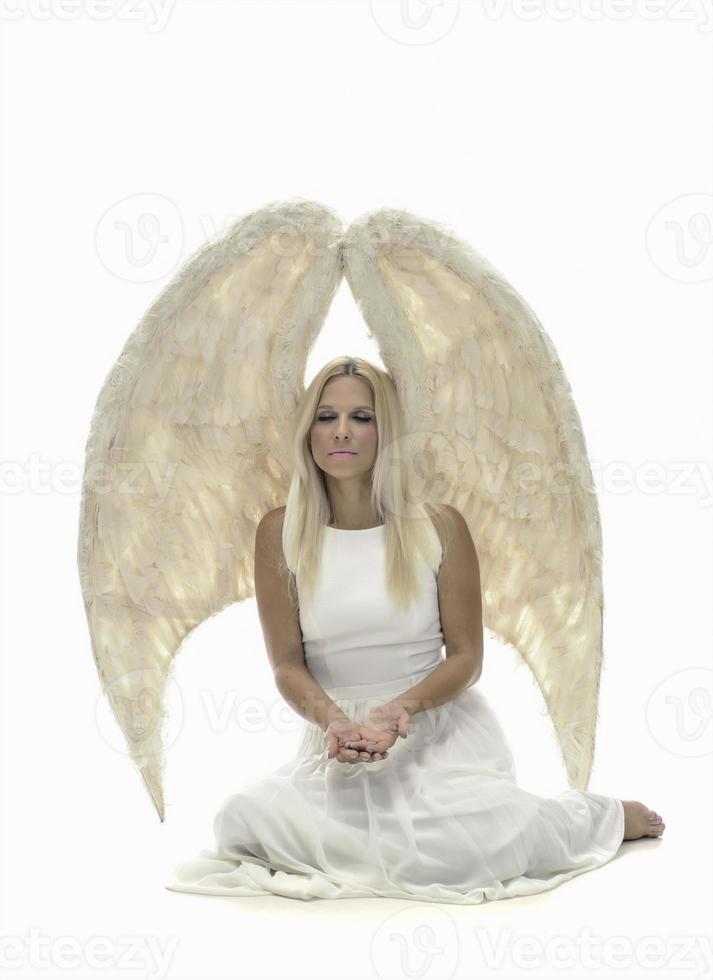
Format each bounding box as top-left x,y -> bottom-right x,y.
165,523 -> 624,903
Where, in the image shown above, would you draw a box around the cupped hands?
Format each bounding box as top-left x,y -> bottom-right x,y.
324,702 -> 411,765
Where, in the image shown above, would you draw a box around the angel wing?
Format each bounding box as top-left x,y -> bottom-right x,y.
341,207 -> 604,791
77,199 -> 344,821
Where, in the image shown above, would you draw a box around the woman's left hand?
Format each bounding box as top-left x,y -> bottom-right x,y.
341,701 -> 411,756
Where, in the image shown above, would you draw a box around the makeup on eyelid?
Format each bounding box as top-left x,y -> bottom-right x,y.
317,414 -> 372,422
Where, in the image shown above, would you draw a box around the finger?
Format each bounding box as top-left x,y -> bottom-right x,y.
337,743 -> 390,762
364,742 -> 389,755
350,736 -> 373,748
344,749 -> 372,763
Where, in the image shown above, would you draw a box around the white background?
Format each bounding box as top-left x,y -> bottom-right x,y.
1,2 -> 712,979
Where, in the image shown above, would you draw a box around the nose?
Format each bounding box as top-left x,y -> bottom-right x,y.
334,416 -> 353,439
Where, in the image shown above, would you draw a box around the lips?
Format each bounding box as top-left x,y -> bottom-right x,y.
329,451 -> 356,455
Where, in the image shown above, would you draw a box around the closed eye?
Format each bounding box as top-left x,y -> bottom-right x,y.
317,415 -> 373,423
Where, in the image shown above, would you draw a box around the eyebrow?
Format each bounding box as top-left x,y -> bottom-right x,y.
316,404 -> 374,412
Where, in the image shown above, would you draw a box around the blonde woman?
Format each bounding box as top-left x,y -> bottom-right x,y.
164,357 -> 664,903
79,202 -> 664,904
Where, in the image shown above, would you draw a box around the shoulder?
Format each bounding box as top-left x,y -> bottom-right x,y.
255,506 -> 287,553
428,504 -> 478,571
258,505 -> 286,529
427,503 -> 470,544
441,504 -> 468,531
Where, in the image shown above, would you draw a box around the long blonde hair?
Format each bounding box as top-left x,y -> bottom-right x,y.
280,356 -> 455,612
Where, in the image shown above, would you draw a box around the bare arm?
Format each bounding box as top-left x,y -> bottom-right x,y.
391,505 -> 483,718
254,507 -> 352,733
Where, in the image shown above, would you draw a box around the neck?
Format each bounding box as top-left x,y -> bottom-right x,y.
325,479 -> 379,530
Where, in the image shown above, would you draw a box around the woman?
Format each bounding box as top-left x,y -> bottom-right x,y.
165,358 -> 664,903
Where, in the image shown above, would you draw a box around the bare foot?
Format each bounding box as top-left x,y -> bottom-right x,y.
621,800 -> 666,841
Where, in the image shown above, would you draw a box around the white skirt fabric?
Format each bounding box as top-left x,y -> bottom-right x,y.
165,683 -> 625,904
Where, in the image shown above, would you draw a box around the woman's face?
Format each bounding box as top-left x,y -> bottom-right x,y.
308,376 -> 378,476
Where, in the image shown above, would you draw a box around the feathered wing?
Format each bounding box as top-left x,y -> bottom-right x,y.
342,208 -> 604,790
78,199 -> 344,821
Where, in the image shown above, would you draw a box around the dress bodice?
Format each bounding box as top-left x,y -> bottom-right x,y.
296,525 -> 445,701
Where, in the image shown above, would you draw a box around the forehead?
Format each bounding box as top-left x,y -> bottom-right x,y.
317,403 -> 373,411
318,376 -> 374,409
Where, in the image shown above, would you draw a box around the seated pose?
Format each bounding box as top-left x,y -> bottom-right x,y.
77,202 -> 664,904
164,362 -> 664,903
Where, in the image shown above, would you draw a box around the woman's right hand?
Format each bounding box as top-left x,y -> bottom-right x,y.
324,717 -> 388,765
